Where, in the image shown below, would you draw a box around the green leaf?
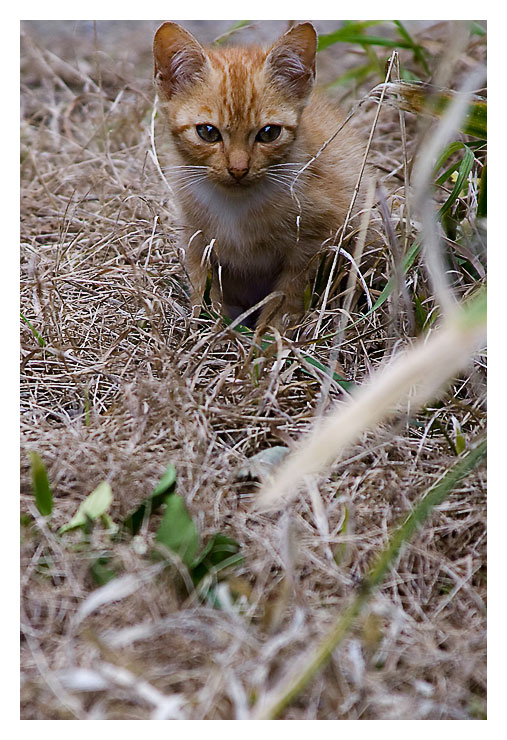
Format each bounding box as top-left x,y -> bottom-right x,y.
214,20 -> 251,45
59,481 -> 113,534
385,81 -> 487,139
393,20 -> 430,74
437,146 -> 474,219
414,294 -> 430,333
370,239 -> 422,314
317,21 -> 385,51
29,452 -> 53,517
123,463 -> 177,536
318,30 -> 423,53
21,312 -> 46,347
90,556 -> 117,586
191,533 -> 243,584
152,463 -> 177,496
155,494 -> 199,568
470,22 -> 486,37
477,162 -> 487,218
326,62 -> 376,90
298,353 -> 355,391
433,140 -> 485,180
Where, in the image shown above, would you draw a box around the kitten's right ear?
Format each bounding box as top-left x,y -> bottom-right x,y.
153,22 -> 208,98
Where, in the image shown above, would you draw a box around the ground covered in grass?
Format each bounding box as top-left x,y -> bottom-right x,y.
20,20 -> 486,719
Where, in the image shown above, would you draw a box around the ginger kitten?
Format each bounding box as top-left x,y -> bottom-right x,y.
153,21 -> 369,330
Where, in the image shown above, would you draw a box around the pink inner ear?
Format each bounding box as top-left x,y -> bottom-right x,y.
168,47 -> 207,86
265,24 -> 317,99
266,45 -> 315,100
154,24 -> 208,96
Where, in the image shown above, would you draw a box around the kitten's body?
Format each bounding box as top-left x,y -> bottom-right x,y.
154,23 -> 369,329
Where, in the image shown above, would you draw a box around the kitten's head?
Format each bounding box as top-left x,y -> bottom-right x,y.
153,22 -> 317,190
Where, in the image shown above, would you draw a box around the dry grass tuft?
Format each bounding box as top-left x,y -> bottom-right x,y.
21,21 -> 486,720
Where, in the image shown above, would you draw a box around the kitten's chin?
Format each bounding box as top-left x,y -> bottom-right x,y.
215,178 -> 259,194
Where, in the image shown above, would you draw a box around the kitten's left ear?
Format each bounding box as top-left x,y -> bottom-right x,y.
265,22 -> 317,101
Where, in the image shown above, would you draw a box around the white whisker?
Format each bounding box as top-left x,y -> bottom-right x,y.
162,165 -> 209,171
176,176 -> 209,193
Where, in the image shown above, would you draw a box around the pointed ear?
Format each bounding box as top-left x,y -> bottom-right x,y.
153,22 -> 208,98
265,23 -> 317,101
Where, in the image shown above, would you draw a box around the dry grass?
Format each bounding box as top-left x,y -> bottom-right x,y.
20,20 -> 486,720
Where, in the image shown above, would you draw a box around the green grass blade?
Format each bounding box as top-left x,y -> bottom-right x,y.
29,452 -> 53,517
326,62 -> 376,90
298,353 -> 355,391
477,162 -> 487,218
393,20 -> 430,74
254,437 -> 486,719
20,312 -> 46,347
369,239 -> 422,314
437,146 -> 474,218
319,32 -> 419,52
214,20 -> 251,45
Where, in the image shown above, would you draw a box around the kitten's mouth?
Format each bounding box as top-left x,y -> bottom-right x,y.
219,178 -> 255,191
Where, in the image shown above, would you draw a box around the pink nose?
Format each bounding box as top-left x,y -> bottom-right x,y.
228,165 -> 249,181
228,150 -> 249,181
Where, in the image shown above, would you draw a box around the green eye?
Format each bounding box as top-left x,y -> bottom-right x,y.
256,125 -> 282,143
196,124 -> 222,143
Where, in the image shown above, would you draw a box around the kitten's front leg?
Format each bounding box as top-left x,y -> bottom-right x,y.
257,264 -> 309,332
185,238 -> 209,317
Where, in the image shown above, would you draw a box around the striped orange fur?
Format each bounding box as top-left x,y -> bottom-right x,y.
154,22 -> 369,330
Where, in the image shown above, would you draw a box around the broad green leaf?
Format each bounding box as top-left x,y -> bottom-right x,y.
123,463 -> 177,535
152,463 -> 177,496
90,556 -> 117,586
433,140 -> 485,180
191,533 -> 243,584
29,452 -> 53,517
155,494 -> 199,568
59,481 -> 113,534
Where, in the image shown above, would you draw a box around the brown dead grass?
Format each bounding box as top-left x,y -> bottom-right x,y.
20,20 -> 486,720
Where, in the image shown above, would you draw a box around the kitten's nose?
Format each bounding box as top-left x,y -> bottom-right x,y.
228,166 -> 249,182
227,150 -> 249,181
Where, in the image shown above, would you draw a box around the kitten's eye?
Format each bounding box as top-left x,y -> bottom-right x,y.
256,125 -> 282,143
196,124 -> 222,143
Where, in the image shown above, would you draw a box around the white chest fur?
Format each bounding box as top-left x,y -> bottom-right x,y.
182,178 -> 291,268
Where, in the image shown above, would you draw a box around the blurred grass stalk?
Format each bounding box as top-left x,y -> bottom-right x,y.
254,287 -> 485,512
252,433 -> 486,720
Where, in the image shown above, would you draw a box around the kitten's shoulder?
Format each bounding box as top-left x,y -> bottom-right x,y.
300,90 -> 365,164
